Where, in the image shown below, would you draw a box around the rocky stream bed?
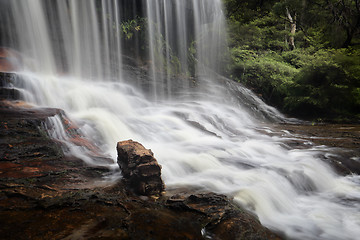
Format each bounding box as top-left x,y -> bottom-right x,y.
1,71 -> 360,239
0,72 -> 284,239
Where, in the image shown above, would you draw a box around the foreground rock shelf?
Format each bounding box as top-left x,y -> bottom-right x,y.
0,74 -> 282,239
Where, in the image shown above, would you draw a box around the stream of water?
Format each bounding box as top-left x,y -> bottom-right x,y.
1,1 -> 360,239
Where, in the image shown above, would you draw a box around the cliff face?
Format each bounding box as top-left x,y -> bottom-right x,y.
0,71 -> 282,240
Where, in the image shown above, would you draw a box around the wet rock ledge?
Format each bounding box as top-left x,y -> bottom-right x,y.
0,71 -> 282,240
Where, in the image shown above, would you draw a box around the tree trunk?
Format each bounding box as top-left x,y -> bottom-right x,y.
342,28 -> 354,48
286,8 -> 296,50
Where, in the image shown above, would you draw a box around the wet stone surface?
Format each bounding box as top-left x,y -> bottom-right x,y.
0,77 -> 283,240
117,140 -> 165,196
2,71 -> 360,239
269,123 -> 360,175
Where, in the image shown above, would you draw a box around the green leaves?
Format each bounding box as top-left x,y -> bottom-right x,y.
280,49 -> 360,119
224,0 -> 360,121
227,43 -> 360,121
120,16 -> 146,40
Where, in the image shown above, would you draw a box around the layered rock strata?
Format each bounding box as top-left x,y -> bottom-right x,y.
117,140 -> 165,196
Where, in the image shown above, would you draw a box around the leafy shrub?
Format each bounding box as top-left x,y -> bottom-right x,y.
283,56 -> 360,120
228,46 -> 360,121
229,48 -> 298,106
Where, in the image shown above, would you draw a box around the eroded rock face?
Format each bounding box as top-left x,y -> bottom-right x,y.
117,140 -> 165,196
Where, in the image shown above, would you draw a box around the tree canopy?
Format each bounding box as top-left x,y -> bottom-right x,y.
223,0 -> 360,122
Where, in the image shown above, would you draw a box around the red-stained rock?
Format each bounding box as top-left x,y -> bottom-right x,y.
117,140 -> 164,196
0,48 -> 23,72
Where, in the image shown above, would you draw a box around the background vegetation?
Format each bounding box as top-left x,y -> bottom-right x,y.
224,0 -> 360,122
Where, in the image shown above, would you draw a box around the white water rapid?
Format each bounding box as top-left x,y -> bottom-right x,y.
1,1 -> 360,239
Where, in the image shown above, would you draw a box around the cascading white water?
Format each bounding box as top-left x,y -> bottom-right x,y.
145,0 -> 227,98
9,0 -> 123,79
1,1 -> 360,239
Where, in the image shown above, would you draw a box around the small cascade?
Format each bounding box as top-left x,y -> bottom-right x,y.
44,112 -> 117,169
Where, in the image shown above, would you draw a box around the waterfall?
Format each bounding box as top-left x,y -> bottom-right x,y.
3,0 -> 226,96
7,0 -> 123,79
1,1 -> 360,240
145,0 -> 227,98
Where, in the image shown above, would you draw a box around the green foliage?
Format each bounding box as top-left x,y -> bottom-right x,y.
228,46 -> 360,121
225,0 -> 360,122
284,63 -> 350,117
120,16 -> 146,40
332,48 -> 360,83
229,47 -> 298,106
227,13 -> 288,51
276,49 -> 359,120
148,24 -> 182,76
187,41 -> 197,77
223,0 -> 276,23
119,17 -> 183,76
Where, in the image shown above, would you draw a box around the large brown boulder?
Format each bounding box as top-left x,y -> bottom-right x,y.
117,140 -> 165,196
